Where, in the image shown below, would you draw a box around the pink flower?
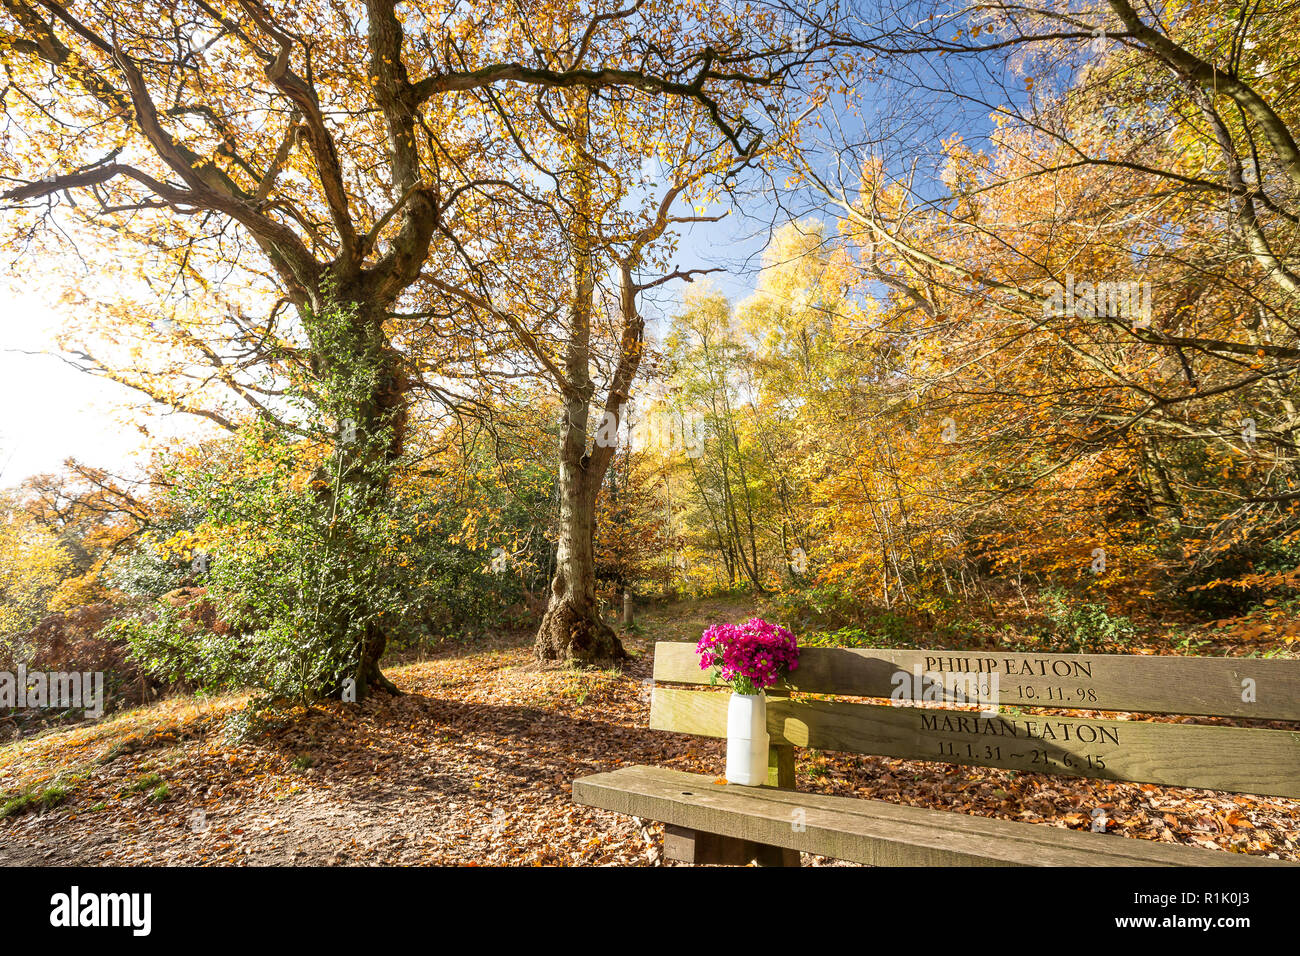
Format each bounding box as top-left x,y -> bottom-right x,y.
695,617 -> 800,693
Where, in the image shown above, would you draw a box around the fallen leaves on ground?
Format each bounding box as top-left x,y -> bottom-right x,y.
0,622 -> 1295,866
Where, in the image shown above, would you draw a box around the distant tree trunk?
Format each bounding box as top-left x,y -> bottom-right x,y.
535,92 -> 628,667
532,90 -> 709,666
534,389 -> 628,666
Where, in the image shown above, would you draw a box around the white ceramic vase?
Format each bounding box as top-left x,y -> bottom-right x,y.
725,692 -> 769,785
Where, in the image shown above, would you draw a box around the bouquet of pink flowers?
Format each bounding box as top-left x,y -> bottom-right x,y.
696,617 -> 800,695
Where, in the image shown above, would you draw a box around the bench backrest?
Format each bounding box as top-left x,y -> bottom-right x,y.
650,642 -> 1300,798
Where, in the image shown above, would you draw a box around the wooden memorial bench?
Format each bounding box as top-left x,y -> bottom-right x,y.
574,642 -> 1300,866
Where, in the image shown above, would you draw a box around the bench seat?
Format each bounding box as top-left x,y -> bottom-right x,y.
574,765 -> 1292,867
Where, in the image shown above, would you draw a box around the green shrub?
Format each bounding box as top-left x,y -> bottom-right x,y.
104,541 -> 191,600
107,295 -> 536,705
1039,587 -> 1136,652
803,612 -> 915,649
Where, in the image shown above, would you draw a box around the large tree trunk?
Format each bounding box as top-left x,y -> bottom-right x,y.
355,621 -> 401,696
312,291 -> 409,698
354,306 -> 407,696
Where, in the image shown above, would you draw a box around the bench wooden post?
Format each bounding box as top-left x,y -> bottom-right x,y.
760,687 -> 801,865
766,686 -> 796,790
660,687 -> 801,867
663,824 -> 799,866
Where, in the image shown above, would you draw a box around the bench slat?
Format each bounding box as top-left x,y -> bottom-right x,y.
574,766 -> 1290,866
651,686 -> 1300,798
654,641 -> 1300,720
